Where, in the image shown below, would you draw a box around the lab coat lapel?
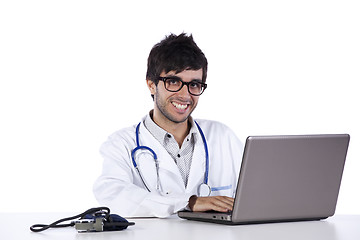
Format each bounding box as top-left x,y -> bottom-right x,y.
138,122 -> 185,190
186,133 -> 206,192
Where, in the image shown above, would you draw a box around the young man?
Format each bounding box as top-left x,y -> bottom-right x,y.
93,33 -> 243,217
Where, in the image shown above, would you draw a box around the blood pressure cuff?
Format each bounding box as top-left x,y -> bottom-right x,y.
79,212 -> 134,232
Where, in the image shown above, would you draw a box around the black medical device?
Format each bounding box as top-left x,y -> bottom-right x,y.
30,207 -> 134,233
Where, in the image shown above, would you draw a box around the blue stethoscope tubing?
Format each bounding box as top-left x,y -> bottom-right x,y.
131,121 -> 211,196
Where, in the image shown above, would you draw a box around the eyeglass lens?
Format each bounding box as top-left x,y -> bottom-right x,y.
164,78 -> 205,95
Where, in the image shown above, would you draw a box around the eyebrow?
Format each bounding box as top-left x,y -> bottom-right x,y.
164,75 -> 202,82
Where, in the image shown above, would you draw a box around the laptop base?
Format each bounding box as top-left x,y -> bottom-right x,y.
178,211 -> 327,225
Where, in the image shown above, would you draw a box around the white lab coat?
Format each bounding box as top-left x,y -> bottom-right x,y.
93,117 -> 243,218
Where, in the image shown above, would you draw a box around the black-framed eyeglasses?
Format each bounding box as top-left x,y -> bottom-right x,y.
157,76 -> 207,96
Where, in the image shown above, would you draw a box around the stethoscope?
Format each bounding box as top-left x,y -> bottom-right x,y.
131,121 -> 212,196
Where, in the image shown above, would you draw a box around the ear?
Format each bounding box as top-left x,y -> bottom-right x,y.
146,79 -> 156,95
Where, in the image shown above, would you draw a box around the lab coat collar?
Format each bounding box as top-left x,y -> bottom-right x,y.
143,111 -> 200,146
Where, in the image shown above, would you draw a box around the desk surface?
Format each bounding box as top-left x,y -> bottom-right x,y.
1,213 -> 360,240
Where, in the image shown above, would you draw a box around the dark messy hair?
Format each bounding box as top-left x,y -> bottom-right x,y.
146,33 -> 208,86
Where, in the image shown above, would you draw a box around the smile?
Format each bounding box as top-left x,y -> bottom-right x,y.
171,101 -> 188,110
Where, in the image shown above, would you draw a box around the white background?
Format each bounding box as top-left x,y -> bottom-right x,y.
1,0 -> 359,214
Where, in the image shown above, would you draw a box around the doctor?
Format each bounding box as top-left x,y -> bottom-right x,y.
93,33 -> 243,218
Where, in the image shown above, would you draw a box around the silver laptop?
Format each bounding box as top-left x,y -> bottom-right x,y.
178,134 -> 350,224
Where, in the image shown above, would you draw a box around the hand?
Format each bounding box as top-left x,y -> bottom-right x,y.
188,195 -> 234,212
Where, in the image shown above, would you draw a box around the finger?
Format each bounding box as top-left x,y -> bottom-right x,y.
210,197 -> 234,211
213,196 -> 234,207
219,196 -> 235,204
209,202 -> 232,212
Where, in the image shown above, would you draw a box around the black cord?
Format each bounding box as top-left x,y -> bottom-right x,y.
30,207 -> 110,232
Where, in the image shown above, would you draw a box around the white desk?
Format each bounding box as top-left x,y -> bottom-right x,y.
1,213 -> 359,240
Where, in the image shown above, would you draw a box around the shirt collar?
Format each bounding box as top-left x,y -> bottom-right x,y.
144,110 -> 199,145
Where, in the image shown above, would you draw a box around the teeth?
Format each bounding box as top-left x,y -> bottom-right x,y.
172,102 -> 188,110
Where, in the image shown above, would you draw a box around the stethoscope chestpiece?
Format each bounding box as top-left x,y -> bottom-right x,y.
198,183 -> 211,197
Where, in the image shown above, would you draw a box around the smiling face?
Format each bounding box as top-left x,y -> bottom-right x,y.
147,68 -> 203,127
